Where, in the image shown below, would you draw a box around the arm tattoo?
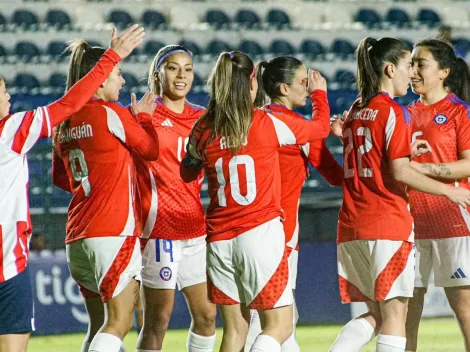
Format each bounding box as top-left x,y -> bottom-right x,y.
422,163 -> 452,177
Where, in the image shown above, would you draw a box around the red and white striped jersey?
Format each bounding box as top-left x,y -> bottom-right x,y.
0,49 -> 121,282
265,104 -> 343,249
183,90 -> 331,243
338,93 -> 413,244
53,100 -> 159,244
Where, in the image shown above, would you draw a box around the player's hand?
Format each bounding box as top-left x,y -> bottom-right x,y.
131,92 -> 157,116
307,70 -> 327,93
411,139 -> 432,158
110,24 -> 145,59
330,110 -> 347,138
444,186 -> 470,208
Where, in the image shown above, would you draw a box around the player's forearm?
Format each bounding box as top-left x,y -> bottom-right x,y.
410,160 -> 470,180
395,162 -> 448,196
132,113 -> 159,160
309,90 -> 330,139
47,50 -> 121,127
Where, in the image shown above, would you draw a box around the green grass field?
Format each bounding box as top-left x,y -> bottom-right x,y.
29,317 -> 463,351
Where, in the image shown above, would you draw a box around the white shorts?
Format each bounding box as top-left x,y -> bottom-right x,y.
415,237 -> 470,288
141,236 -> 207,291
207,217 -> 293,310
66,236 -> 142,303
337,240 -> 415,303
288,248 -> 298,290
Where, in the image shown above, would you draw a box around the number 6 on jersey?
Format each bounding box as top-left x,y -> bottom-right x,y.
215,155 -> 257,206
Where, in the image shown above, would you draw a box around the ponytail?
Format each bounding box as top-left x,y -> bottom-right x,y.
200,51 -> 255,154
55,40 -> 106,146
356,37 -> 409,108
356,38 -> 380,108
446,57 -> 470,104
254,61 -> 268,107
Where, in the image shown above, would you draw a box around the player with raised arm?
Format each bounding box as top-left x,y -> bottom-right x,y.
181,51 -> 331,352
52,31 -> 158,352
135,45 -> 216,352
405,39 -> 470,352
244,56 -> 342,352
0,25 -> 144,352
329,37 -> 470,352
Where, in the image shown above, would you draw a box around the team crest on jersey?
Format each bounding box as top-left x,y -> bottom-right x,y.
160,267 -> 172,281
434,114 -> 448,125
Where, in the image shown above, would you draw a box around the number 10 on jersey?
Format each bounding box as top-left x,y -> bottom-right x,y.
215,155 -> 257,207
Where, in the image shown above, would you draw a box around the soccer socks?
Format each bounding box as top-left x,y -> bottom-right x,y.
245,310 -> 263,351
329,317 -> 375,352
89,333 -> 123,352
376,334 -> 406,352
250,335 -> 282,352
186,330 -> 216,352
281,333 -> 300,352
136,350 -> 161,352
81,341 -> 91,352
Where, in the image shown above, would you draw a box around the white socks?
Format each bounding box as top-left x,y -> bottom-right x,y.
329,318 -> 375,352
186,330 -> 216,352
251,335 -> 281,352
89,333 -> 123,352
245,310 -> 262,351
376,334 -> 406,352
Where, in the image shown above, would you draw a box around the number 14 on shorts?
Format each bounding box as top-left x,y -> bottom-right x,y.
155,239 -> 174,262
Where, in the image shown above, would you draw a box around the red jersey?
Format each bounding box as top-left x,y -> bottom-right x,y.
338,93 -> 413,244
53,100 -> 159,244
408,93 -> 470,239
0,49 -> 121,282
185,90 -> 330,243
136,98 -> 206,241
266,104 -> 343,248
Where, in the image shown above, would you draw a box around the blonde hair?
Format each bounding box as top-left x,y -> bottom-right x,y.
199,51 -> 255,154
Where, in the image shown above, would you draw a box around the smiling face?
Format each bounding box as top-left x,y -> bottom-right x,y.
0,79 -> 11,119
411,46 -> 449,96
159,53 -> 194,100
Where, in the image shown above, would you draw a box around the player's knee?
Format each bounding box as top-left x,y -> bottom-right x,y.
193,308 -> 216,330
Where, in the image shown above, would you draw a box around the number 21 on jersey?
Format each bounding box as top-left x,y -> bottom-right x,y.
215,155 -> 257,207
343,127 -> 373,178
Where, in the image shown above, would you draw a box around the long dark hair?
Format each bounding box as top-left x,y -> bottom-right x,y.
356,37 -> 409,108
414,38 -> 470,103
254,56 -> 303,107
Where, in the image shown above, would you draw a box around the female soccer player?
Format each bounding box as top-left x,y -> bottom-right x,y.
0,25 -> 144,352
329,37 -> 470,352
245,56 -> 343,352
181,51 -> 331,352
405,39 -> 470,352
52,35 -> 158,352
135,45 -> 216,352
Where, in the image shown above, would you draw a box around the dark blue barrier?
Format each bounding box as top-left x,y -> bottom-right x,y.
29,242 -> 349,335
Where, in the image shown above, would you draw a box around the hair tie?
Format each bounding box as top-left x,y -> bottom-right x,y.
228,52 -> 235,61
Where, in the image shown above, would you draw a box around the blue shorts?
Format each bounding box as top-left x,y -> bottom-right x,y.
0,266 -> 34,334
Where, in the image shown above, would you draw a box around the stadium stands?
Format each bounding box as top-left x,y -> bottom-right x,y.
3,0 -> 468,212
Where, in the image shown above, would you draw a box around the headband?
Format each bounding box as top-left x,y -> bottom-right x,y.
155,49 -> 192,71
